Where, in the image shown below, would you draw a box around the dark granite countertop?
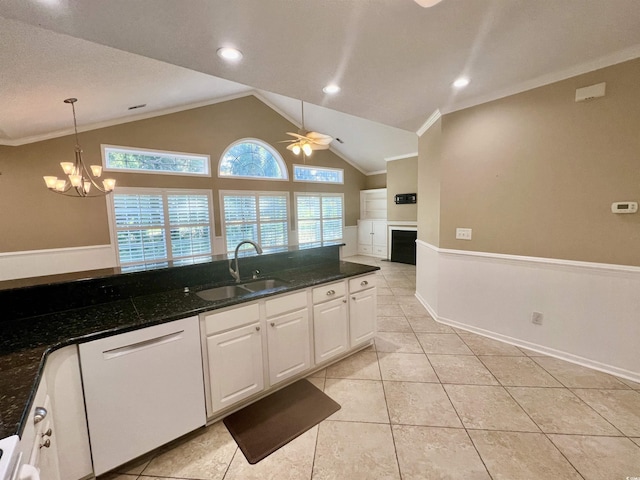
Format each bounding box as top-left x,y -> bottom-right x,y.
0,260 -> 378,440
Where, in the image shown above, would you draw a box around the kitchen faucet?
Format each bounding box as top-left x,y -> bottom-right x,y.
229,240 -> 263,283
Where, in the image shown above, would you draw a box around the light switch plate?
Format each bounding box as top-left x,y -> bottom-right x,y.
456,228 -> 472,240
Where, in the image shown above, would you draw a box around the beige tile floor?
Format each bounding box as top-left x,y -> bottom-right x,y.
100,256 -> 640,480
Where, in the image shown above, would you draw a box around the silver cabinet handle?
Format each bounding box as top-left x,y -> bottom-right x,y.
255,326 -> 260,331
34,407 -> 47,424
361,280 -> 368,286
326,290 -> 336,296
270,322 -> 275,327
40,439 -> 51,448
42,428 -> 52,437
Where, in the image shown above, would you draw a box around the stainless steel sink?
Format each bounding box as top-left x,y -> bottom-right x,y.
196,285 -> 251,301
240,278 -> 289,292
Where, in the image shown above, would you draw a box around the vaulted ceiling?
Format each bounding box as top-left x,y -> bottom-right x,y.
2,0 -> 640,172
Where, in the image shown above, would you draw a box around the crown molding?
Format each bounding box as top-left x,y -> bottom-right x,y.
442,45 -> 640,115
385,152 -> 418,162
0,91 -> 254,147
416,109 -> 441,137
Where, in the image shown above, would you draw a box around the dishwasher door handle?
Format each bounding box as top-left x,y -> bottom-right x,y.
102,330 -> 184,360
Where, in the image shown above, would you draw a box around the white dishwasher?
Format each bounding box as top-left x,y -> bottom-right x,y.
79,316 -> 206,476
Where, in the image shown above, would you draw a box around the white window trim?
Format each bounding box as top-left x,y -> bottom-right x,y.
101,144 -> 212,177
294,192 -> 345,245
218,137 -> 289,181
107,186 -> 215,268
219,189 -> 292,253
292,164 -> 344,184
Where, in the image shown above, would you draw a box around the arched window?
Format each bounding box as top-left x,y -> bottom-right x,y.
219,138 -> 288,180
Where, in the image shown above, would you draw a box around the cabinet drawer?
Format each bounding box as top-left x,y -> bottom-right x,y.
373,245 -> 386,256
203,302 -> 260,335
358,244 -> 373,254
312,281 -> 346,304
265,290 -> 307,318
349,274 -> 376,293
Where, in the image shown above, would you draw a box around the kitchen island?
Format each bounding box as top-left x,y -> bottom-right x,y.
0,244 -> 378,478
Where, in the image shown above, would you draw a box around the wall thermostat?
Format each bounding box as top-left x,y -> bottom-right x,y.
611,201 -> 638,214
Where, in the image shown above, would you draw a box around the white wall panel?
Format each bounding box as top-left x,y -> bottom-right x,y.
0,245 -> 117,281
416,241 -> 640,382
341,226 -> 358,258
415,240 -> 439,317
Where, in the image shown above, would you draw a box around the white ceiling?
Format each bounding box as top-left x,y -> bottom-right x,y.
1,0 -> 640,173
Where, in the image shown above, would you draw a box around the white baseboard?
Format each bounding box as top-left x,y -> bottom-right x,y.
415,240 -> 640,382
0,245 -> 117,281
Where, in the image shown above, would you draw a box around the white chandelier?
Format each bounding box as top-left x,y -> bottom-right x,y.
43,98 -> 116,197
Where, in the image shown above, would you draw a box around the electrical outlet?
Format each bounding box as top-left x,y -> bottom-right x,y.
456,228 -> 472,240
531,312 -> 544,325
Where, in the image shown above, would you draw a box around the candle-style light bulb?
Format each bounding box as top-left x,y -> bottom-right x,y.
102,178 -> 116,191
60,162 -> 75,174
43,176 -> 58,189
69,174 -> 83,187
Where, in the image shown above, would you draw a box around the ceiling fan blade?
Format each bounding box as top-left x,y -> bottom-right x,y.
306,136 -> 332,146
310,143 -> 331,151
306,131 -> 332,141
285,132 -> 308,140
277,139 -> 297,143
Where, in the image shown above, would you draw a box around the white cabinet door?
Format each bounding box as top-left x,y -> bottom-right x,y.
208,322 -> 264,413
80,316 -> 206,476
313,297 -> 349,364
45,345 -> 93,480
349,288 -> 377,346
267,308 -> 310,386
358,219 -> 387,257
357,219 -> 373,244
36,401 -> 61,480
372,221 -> 387,247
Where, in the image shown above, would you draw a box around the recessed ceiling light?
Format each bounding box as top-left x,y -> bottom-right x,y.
322,84 -> 341,94
453,77 -> 470,88
217,47 -> 243,62
414,0 -> 444,7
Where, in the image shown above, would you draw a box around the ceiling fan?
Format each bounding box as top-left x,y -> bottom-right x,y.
279,101 -> 332,157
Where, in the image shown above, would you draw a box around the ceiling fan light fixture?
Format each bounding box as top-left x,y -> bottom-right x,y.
291,144 -> 302,155
302,143 -> 313,156
217,47 -> 243,62
322,84 -> 341,94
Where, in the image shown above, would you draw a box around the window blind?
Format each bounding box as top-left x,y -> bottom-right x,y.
221,191 -> 289,253
113,189 -> 212,270
295,193 -> 343,247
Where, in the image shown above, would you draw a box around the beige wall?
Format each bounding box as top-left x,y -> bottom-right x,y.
387,156 -> 417,222
417,118 -> 442,245
434,58 -> 640,266
364,173 -> 386,190
0,95 -> 367,253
